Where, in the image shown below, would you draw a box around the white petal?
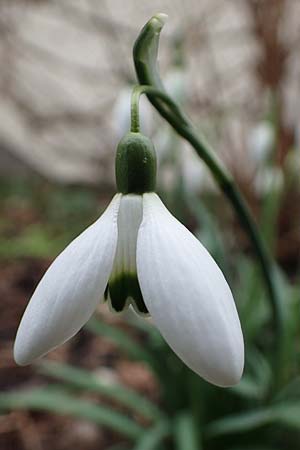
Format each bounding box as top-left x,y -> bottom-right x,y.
137,193 -> 244,387
14,194 -> 121,365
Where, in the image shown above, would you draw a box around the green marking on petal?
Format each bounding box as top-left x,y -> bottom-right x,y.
108,275 -> 127,312
108,273 -> 149,315
104,284 -> 109,300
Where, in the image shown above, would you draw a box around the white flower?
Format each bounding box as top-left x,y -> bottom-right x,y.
247,121 -> 275,164
254,166 -> 284,195
14,192 -> 244,387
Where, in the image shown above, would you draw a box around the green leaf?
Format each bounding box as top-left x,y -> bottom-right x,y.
207,402 -> 300,438
230,447 -> 276,450
206,409 -> 273,437
133,420 -> 170,450
86,317 -> 155,367
185,192 -> 227,272
37,360 -> 163,422
236,258 -> 270,340
174,412 -> 201,450
230,347 -> 272,400
275,377 -> 300,402
272,403 -> 300,428
230,375 -> 265,400
259,185 -> 282,255
0,387 -> 144,440
125,314 -> 163,344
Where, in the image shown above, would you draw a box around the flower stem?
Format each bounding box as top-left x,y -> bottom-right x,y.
130,87 -> 141,132
131,84 -> 187,133
132,15 -> 284,360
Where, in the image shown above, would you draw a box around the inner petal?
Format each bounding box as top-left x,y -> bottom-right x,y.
107,194 -> 148,315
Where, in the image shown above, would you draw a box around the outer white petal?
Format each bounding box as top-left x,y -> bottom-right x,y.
14,194 -> 121,365
137,193 -> 244,387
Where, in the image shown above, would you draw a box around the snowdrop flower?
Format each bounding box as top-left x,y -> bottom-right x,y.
247,121 -> 283,196
14,132 -> 244,387
254,166 -> 284,196
247,121 -> 275,164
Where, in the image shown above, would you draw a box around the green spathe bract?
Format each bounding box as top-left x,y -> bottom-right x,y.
115,132 -> 157,194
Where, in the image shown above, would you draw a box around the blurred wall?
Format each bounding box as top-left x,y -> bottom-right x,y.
0,0 -> 299,185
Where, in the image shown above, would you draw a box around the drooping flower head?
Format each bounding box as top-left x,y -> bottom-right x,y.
14,131 -> 244,387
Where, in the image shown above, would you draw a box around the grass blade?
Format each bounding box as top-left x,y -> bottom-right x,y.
273,402 -> 300,428
206,409 -> 273,437
86,317 -> 155,366
174,412 -> 201,450
207,402 -> 300,438
133,420 -> 170,450
37,360 -> 163,422
0,387 -> 144,440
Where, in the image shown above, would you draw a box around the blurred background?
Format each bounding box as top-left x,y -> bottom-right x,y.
1,0 -> 300,449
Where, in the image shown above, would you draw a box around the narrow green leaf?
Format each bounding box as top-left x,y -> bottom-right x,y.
174,412 -> 201,450
230,347 -> 272,400
259,185 -> 282,255
248,348 -> 272,387
86,317 -> 155,366
273,403 -> 300,428
236,258 -> 269,340
125,314 -> 162,344
230,447 -> 275,450
206,409 -> 273,437
275,377 -> 300,402
87,318 -> 174,395
37,360 -> 163,422
133,420 -> 170,450
207,402 -> 300,438
230,376 -> 264,400
185,192 -> 227,271
0,387 -> 143,440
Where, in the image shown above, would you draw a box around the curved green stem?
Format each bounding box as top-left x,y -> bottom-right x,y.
130,87 -> 141,132
132,14 -> 284,354
131,84 -> 187,133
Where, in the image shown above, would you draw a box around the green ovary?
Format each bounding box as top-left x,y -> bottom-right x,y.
106,272 -> 149,315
